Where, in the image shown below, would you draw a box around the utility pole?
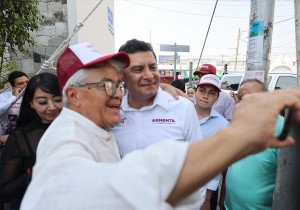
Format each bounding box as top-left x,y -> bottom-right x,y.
173,43 -> 177,81
234,28 -> 240,72
272,1 -> 300,209
245,0 -> 275,83
295,0 -> 300,85
188,62 -> 193,86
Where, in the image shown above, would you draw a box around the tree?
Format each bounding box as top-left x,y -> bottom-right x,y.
0,0 -> 43,89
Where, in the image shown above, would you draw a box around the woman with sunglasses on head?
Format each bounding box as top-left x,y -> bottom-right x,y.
0,72 -> 63,210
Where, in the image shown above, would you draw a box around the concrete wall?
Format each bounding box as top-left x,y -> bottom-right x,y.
68,0 -> 115,54
19,0 -> 115,77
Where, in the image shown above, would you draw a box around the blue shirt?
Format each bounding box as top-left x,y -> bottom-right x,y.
195,108 -> 229,190
198,108 -> 229,140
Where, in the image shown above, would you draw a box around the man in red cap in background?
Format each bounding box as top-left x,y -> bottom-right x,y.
193,64 -> 234,122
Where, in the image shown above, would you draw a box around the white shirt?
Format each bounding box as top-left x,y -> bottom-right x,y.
21,129 -> 203,209
111,88 -> 203,157
0,91 -> 21,136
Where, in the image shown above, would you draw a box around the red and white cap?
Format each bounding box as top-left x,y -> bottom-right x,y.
56,42 -> 130,90
197,74 -> 221,92
193,64 -> 217,76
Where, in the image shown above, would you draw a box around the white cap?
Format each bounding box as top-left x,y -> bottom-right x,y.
197,74 -> 221,92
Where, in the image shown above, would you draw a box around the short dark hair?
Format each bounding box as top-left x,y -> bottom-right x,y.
8,71 -> 28,86
240,78 -> 268,92
118,39 -> 157,60
17,73 -> 61,128
171,79 -> 186,93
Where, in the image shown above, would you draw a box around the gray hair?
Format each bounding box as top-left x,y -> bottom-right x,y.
62,60 -> 125,106
240,78 -> 268,92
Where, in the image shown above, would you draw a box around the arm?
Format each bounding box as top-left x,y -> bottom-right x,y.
0,93 -> 17,114
167,89 -> 300,205
0,133 -> 30,201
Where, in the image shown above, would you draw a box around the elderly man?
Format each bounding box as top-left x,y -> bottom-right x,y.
21,43 -> 298,210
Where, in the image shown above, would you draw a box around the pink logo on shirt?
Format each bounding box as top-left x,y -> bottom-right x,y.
152,118 -> 175,124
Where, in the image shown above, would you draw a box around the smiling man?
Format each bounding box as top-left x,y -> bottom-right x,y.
111,39 -> 203,156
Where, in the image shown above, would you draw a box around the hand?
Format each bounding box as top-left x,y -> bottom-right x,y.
200,199 -> 210,210
12,87 -> 22,96
229,91 -> 238,104
231,88 -> 300,155
0,135 -> 9,148
160,83 -> 189,100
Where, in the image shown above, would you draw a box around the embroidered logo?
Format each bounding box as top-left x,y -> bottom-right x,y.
152,118 -> 175,124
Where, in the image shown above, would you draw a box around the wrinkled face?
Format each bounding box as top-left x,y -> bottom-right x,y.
123,51 -> 160,102
71,65 -> 123,129
237,82 -> 263,103
14,76 -> 29,90
30,88 -> 63,123
187,88 -> 195,99
195,85 -> 219,109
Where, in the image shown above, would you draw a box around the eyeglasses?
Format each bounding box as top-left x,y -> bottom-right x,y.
198,88 -> 218,97
71,80 -> 124,97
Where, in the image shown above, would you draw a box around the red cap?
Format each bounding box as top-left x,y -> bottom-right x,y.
193,64 -> 217,76
56,42 -> 130,90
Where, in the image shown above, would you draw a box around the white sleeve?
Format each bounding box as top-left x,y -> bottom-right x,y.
0,93 -> 16,114
110,140 -> 203,210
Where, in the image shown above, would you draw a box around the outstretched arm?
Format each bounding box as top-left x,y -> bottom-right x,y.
167,89 -> 300,205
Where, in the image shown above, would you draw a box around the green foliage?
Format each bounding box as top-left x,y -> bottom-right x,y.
0,61 -> 19,91
0,0 -> 43,88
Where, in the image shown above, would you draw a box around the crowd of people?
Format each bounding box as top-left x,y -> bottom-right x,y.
0,39 -> 299,210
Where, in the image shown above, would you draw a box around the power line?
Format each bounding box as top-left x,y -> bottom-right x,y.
124,0 -> 293,19
196,0 -> 219,69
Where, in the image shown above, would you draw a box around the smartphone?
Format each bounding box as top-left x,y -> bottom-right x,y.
278,108 -> 294,141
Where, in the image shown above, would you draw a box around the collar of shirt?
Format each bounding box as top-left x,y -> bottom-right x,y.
121,87 -> 173,112
199,108 -> 220,125
62,107 -> 114,142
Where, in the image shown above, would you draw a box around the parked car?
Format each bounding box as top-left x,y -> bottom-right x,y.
220,72 -> 298,93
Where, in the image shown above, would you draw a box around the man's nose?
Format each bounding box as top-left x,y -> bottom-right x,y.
143,67 -> 154,78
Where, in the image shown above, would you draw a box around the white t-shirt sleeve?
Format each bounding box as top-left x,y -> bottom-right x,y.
110,140 -> 203,210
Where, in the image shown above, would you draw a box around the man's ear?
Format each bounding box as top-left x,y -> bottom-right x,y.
65,87 -> 81,107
